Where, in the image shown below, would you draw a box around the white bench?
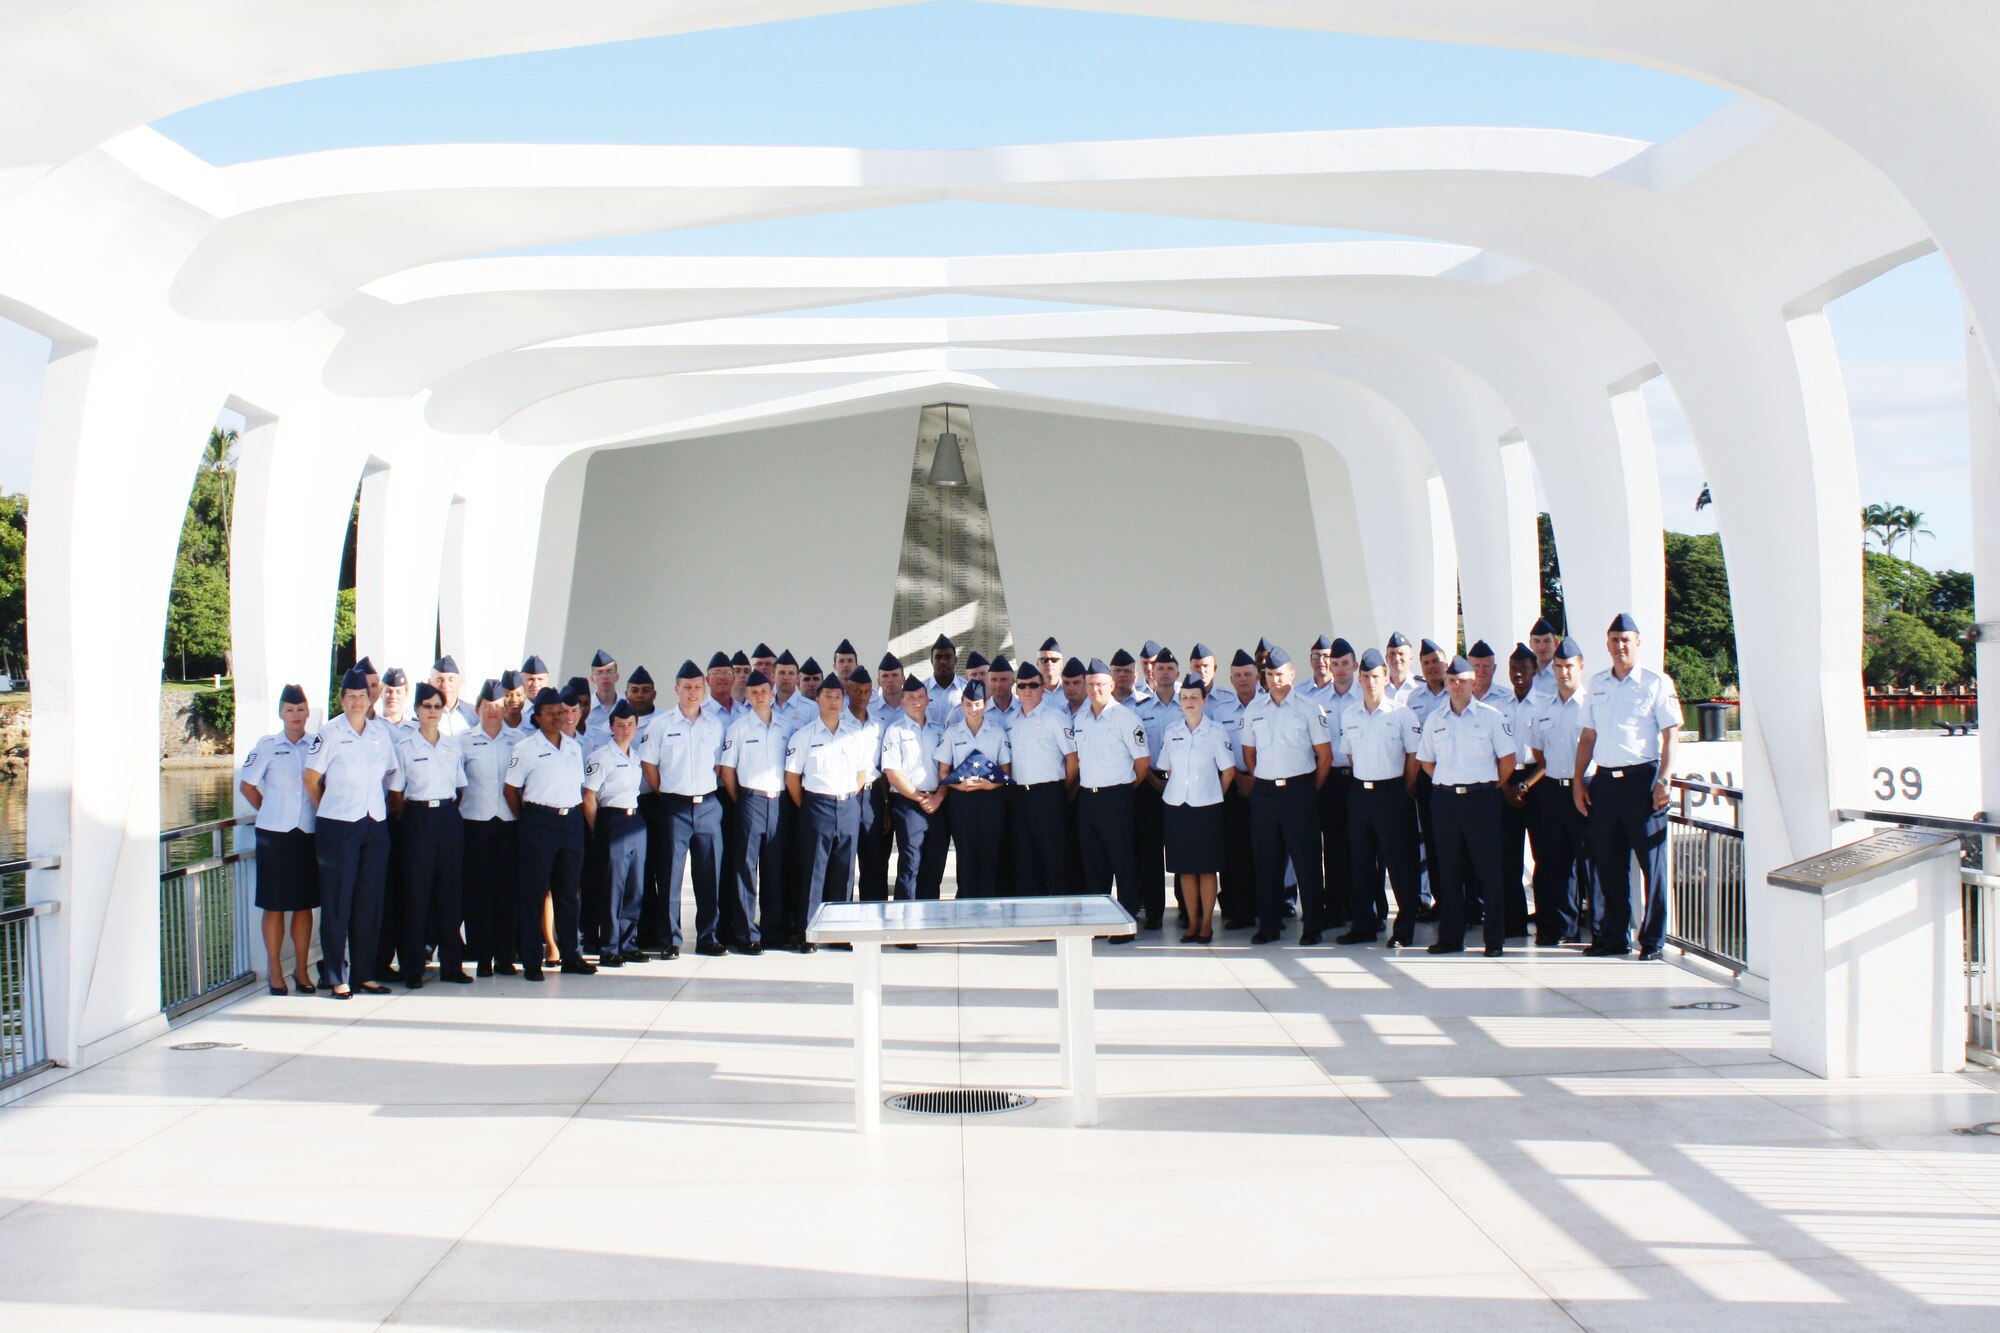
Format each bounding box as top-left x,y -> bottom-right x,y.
806,895 -> 1137,1132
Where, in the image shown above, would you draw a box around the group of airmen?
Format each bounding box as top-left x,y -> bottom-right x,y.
237,613 -> 1683,998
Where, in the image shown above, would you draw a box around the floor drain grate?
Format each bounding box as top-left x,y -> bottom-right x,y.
170,1041 -> 242,1051
886,1089 -> 1035,1117
1671,1001 -> 1741,1011
1951,1122 -> 2000,1137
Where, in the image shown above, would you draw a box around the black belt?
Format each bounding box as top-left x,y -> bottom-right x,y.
1355,778 -> 1401,790
1257,775 -> 1311,789
1550,777 -> 1574,787
736,786 -> 783,798
407,797 -> 456,809
663,791 -> 714,803
808,790 -> 855,802
1082,784 -> 1128,794
1600,764 -> 1657,780
599,803 -> 640,814
526,801 -> 577,817
1439,782 -> 1497,795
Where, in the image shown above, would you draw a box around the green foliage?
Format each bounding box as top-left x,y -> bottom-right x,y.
1861,549 -> 1974,686
1663,643 -> 1721,702
1663,531 -> 1737,688
191,679 -> 234,735
1535,512 -> 1566,632
163,427 -> 236,677
0,492 -> 24,670
1866,610 -> 1963,688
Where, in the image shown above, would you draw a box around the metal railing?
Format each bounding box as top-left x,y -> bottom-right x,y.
159,818 -> 257,1014
1667,777 -> 1748,972
1,856 -> 61,1089
1835,806 -> 2000,1070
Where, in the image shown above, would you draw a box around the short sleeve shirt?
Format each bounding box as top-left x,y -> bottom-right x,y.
1007,700 -> 1078,785
940,718 -> 1011,777
785,716 -> 862,796
1528,691 -> 1590,780
505,730 -> 587,808
583,741 -> 646,810
1583,666 -> 1682,766
458,724 -> 520,821
1341,699 -> 1422,783
305,716 -> 401,822
880,715 -> 946,794
641,707 -> 725,796
389,729 -> 467,802
1240,690 -> 1332,779
1072,700 -> 1149,786
1417,700 -> 1516,786
1158,715 -> 1234,807
242,731 -> 315,833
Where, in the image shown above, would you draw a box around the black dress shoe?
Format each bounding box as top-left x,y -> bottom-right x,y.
737,942 -> 765,956
476,961 -> 494,977
1427,942 -> 1464,955
438,971 -> 474,984
793,941 -> 817,954
1105,934 -> 1135,945
1416,905 -> 1440,923
1299,930 -> 1324,946
827,942 -> 852,952
1142,912 -> 1163,931
1223,917 -> 1255,931
597,955 -> 624,968
522,965 -> 545,982
1484,945 -> 1504,957
1250,929 -> 1280,945
560,959 -> 598,975
620,950 -> 649,963
1336,931 -> 1378,945
1637,947 -> 1665,962
694,941 -> 727,956
661,946 -> 681,960
1586,944 -> 1630,957
494,961 -> 517,976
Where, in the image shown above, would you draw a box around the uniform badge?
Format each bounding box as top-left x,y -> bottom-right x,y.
586,762 -> 600,776
1133,727 -> 1145,745
307,736 -> 322,754
507,755 -> 520,769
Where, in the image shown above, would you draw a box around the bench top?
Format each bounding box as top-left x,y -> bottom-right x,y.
806,894 -> 1136,944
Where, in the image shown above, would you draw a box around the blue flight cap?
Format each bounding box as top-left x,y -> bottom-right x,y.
1230,648 -> 1255,667
432,655 -> 459,675
777,649 -> 797,667
590,648 -> 615,668
848,666 -> 872,686
519,655 -> 547,675
1256,636 -> 1273,653
561,678 -> 589,704
1385,632 -> 1409,650
1190,642 -> 1214,660
902,675 -> 928,694
1358,648 -> 1386,671
961,679 -> 988,702
498,669 -> 524,690
753,643 -> 774,659
816,674 -> 846,695
675,660 -> 702,681
1530,616 -> 1558,637
800,656 -> 822,676
837,638 -> 858,656
627,665 -> 653,686
475,679 -> 504,703
354,656 -> 376,676
1330,637 -> 1355,657
1447,655 -> 1474,675
381,667 -> 408,687
1108,648 -> 1135,667
1418,639 -> 1443,658
879,652 -> 902,671
1156,646 -> 1178,665
730,650 -> 749,668
414,682 -> 443,706
1310,634 -> 1333,652
932,634 -> 955,652
1557,636 -> 1584,659
1179,673 -> 1207,693
1039,636 -> 1061,653
1086,657 -> 1111,677
609,698 -> 636,720
1510,642 -> 1537,664
1062,657 -> 1086,679
990,654 -> 1012,673
966,650 -> 987,669
1016,662 -> 1043,683
277,684 -> 308,707
745,670 -> 770,688
1608,612 -> 1641,634
530,687 -> 563,716
706,651 -> 731,670
1468,640 -> 1494,659
1141,639 -> 1162,657
1265,646 -> 1292,668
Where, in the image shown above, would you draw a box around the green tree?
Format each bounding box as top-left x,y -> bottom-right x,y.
0,492 -> 24,674
1535,512 -> 1566,632
1860,502 -> 1897,552
1663,642 -> 1721,702
1866,609 -> 1962,687
1662,531 -> 1737,687
162,426 -> 236,678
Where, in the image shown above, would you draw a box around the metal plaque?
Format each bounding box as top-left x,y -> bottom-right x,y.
1767,829 -> 1961,894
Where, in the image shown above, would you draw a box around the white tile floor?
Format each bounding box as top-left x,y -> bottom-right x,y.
3,926 -> 1998,1331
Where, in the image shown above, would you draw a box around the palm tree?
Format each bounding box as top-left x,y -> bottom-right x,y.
1860,502 -> 1897,551
1891,505 -> 1933,560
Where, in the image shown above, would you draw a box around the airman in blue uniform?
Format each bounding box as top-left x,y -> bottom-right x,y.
642,660 -> 728,957
940,679 -> 1011,897
240,683 -> 318,995
1072,659 -> 1150,936
459,679 -> 520,976
505,687 -> 594,979
881,676 -> 949,904
1518,637 -> 1598,946
786,674 -> 868,951
304,667 -> 401,998
719,670 -> 789,953
1006,661 -> 1078,895
1339,650 -> 1424,946
584,698 -> 648,965
1576,614 -> 1681,960
1240,647 -> 1333,945
1417,655 -> 1519,956
389,682 -> 470,987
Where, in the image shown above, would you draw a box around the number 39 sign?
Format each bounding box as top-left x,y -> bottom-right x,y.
1675,735 -> 1976,818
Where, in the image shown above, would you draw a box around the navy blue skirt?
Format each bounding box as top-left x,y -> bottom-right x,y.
1163,801 -> 1225,873
254,828 -> 321,911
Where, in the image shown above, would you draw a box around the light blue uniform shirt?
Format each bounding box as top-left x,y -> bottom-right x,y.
242,731 -> 315,833
1388,677 -> 1420,706
1072,700 -> 1149,787
1204,687 -> 1264,767
1158,715 -> 1233,807
720,710 -> 790,795
1583,666 -> 1681,766
925,674 -> 966,721
505,729 -> 587,808
1527,690 -> 1591,780
458,724 -> 519,821
1132,693 -> 1176,762
840,708 -> 884,782
1341,699 -> 1422,784
1302,681 -> 1361,764
785,716 -> 863,796
1406,683 -> 1451,731
1241,690 -> 1332,780
305,716 -> 401,822
1417,700 -> 1517,786
583,740 -> 646,811
940,717 -> 1011,778
880,714 -> 947,794
642,706 -> 724,796
389,729 -> 467,802
1007,699 -> 1078,785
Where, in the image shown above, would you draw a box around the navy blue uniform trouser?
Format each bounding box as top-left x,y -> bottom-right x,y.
1077,784 -> 1141,917
1134,781 -> 1167,920
315,814 -> 388,988
948,787 -> 1007,898
399,802 -> 465,979
1528,778 -> 1597,944
1319,768 -> 1356,925
462,817 -> 517,968
1412,772 -> 1441,905
1587,764 -> 1670,951
1010,782 -> 1067,895
857,780 -> 891,902
800,791 -> 860,930
637,791 -> 669,948
1431,783 -> 1506,950
580,808 -> 609,954
889,792 -> 949,900
1347,779 -> 1421,942
1499,794 -> 1530,936
1252,776 -> 1327,933
1220,785 -> 1256,922
660,792 -> 725,949
517,804 -> 586,965
596,805 -> 646,955
376,812 -> 406,975
729,789 -> 784,946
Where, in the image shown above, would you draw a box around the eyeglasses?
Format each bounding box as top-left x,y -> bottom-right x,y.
1019,681 -> 1043,689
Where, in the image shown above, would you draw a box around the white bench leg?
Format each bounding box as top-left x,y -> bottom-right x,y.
1058,935 -> 1098,1125
855,941 -> 882,1134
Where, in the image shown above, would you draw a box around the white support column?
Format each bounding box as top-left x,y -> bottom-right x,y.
26,333 -> 223,1065
355,436 -> 472,678
1425,475 -> 1458,646
1967,323 -> 2000,826
1495,431 -> 1540,641
448,441 -> 567,678
1604,383 -> 1669,668
524,448 -> 592,674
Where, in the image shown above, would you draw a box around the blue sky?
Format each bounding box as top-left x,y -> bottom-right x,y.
0,2 -> 1973,565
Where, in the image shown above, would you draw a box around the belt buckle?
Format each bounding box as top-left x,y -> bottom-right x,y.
1273,778 -> 1287,788
556,806 -> 571,817
691,794 -> 703,804
1454,785 -> 1468,795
